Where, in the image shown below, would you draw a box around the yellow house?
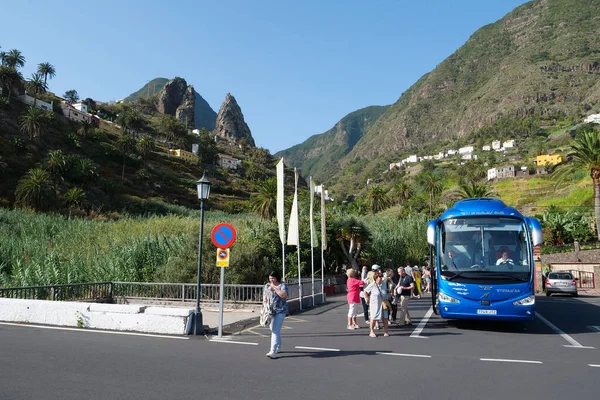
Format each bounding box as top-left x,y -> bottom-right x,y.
536,154 -> 562,167
170,149 -> 199,164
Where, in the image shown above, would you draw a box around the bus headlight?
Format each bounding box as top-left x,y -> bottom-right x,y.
513,295 -> 535,306
439,292 -> 460,303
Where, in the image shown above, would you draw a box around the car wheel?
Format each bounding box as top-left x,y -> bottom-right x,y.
546,291 -> 551,297
572,293 -> 578,297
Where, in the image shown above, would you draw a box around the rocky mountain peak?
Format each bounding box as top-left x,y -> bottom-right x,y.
156,77 -> 195,129
213,93 -> 255,147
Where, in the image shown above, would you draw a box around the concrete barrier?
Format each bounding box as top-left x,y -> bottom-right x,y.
0,298 -> 191,335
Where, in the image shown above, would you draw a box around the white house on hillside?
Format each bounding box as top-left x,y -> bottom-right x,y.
16,93 -> 53,112
492,140 -> 501,150
60,101 -> 94,124
584,114 -> 600,124
482,145 -> 491,151
459,146 -> 474,154
503,139 -> 515,148
404,155 -> 418,163
217,153 -> 241,170
488,168 -> 497,181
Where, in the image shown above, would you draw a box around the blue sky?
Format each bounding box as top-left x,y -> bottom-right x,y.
1,0 -> 529,153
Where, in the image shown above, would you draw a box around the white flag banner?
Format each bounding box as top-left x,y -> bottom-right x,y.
286,169 -> 299,246
276,158 -> 286,244
309,177 -> 317,248
321,184 -> 327,251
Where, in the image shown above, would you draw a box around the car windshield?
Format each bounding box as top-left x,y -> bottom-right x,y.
439,216 -> 531,282
549,273 -> 572,280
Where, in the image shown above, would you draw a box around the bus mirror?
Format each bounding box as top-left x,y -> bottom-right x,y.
527,217 -> 543,246
427,219 -> 438,246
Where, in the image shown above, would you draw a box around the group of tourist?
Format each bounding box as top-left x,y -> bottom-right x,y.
260,261 -> 433,359
346,261 -> 432,338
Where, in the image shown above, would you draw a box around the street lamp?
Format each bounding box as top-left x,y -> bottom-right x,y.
193,173 -> 211,335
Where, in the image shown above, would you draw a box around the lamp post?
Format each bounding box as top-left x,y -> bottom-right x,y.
193,173 -> 211,335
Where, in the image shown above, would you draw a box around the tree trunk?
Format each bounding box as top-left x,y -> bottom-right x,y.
121,155 -> 126,184
594,177 -> 600,241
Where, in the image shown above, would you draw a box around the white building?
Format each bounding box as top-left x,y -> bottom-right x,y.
461,153 -> 477,160
447,149 -> 457,156
16,93 -> 53,112
503,139 -> 515,148
404,155 -> 418,163
482,145 -> 491,151
217,153 -> 241,170
492,140 -> 501,150
72,102 -> 88,113
584,114 -> 600,124
433,152 -> 444,160
315,184 -> 332,201
487,168 -> 497,181
60,101 -> 94,124
459,146 -> 474,154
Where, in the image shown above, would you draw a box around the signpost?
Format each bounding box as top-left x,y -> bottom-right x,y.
211,223 -> 237,338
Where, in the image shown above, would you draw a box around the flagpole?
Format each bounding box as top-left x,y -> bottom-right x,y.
309,176 -> 315,307
321,184 -> 326,303
295,169 -> 302,310
276,159 -> 286,281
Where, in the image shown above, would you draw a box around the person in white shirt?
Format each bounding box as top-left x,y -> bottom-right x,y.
496,251 -> 514,265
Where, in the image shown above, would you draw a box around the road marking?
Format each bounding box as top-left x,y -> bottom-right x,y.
536,313 -> 595,349
295,346 -> 340,352
480,358 -> 542,364
210,339 -> 258,346
410,306 -> 434,338
376,352 -> 431,358
589,364 -> 600,368
0,322 -> 189,339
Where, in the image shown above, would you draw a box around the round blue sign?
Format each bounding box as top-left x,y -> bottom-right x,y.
211,223 -> 237,248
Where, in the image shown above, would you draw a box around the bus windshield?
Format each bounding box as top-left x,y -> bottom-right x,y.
439,216 -> 531,281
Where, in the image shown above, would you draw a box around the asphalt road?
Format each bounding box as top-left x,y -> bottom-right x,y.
1,294 -> 599,400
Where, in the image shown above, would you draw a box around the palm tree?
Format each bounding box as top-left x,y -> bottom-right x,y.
77,158 -> 99,185
392,181 -> 413,204
37,62 -> 56,86
19,107 -> 45,139
62,187 -> 87,214
77,120 -> 93,139
250,177 -> 277,219
26,73 -> 47,107
456,182 -> 494,200
367,185 -> 391,214
0,66 -> 23,102
45,149 -> 67,184
552,130 -> 600,240
330,216 -> 371,269
419,170 -> 445,217
117,134 -> 137,183
15,168 -> 55,211
2,49 -> 25,69
136,136 -> 155,166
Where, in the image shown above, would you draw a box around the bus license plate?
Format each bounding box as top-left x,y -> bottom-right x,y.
477,309 -> 497,315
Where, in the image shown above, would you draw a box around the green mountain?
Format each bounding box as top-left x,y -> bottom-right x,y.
280,0 -> 600,187
124,77 -> 217,130
275,105 -> 389,183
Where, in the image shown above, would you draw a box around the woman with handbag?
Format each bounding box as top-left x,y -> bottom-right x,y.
263,271 -> 288,359
364,269 -> 390,338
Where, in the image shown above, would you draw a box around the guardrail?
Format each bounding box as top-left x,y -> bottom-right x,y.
0,279 -> 324,304
0,282 -> 112,301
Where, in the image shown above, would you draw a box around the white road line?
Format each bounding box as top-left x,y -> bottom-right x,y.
210,339 -> 258,346
0,322 -> 189,339
410,306 -> 434,338
376,352 -> 431,358
589,364 -> 600,368
295,346 -> 340,352
480,358 -> 542,364
536,313 -> 595,349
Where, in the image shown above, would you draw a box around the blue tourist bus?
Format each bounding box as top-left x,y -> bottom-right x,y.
427,198 -> 543,321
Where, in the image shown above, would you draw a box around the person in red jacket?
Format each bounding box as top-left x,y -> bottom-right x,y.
345,268 -> 362,329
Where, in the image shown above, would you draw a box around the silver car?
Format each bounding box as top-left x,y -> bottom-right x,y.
545,272 -> 578,297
